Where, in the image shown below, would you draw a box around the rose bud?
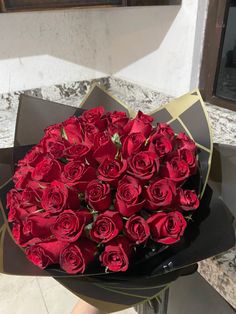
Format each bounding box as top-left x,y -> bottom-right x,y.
18,145 -> 43,167
161,156 -> 190,184
60,238 -> 97,274
178,148 -> 197,175
128,151 -> 159,181
100,237 -> 132,272
115,175 -> 145,217
147,211 -> 187,245
32,157 -> 62,182
98,158 -> 127,186
175,132 -> 196,153
121,132 -> 146,159
44,122 -> 63,139
62,116 -> 83,144
41,181 -> 68,214
148,134 -> 172,158
90,211 -> 123,243
81,106 -> 105,125
26,240 -> 66,269
39,136 -> 68,159
85,180 -> 111,212
13,166 -> 33,190
107,112 -> 129,137
93,132 -> 117,163
156,123 -> 175,139
125,215 -> 150,244
51,209 -> 91,242
61,161 -> 96,191
124,111 -> 153,137
64,144 -> 90,161
176,189 -> 199,211
146,179 -> 176,210
7,189 -> 22,222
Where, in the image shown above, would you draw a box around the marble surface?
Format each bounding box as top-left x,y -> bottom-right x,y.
0,76 -> 236,312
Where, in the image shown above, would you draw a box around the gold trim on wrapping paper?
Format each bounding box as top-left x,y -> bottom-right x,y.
0,223 -> 6,272
195,89 -> 213,198
148,89 -> 213,198
79,83 -> 137,117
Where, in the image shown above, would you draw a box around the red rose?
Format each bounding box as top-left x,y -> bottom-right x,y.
146,179 -> 176,210
156,123 -> 175,139
18,145 -> 43,167
64,144 -> 90,161
62,116 -> 83,144
26,240 -> 66,269
98,158 -> 127,185
125,215 -> 150,244
178,148 -> 197,175
121,133 -> 146,159
161,156 -> 190,184
32,157 -> 62,182
41,181 -> 68,214
175,133 -> 196,152
147,211 -> 187,244
128,151 -> 159,181
21,187 -> 42,207
44,122 -> 62,139
81,106 -> 105,126
176,188 -> 199,211
92,132 -> 117,163
7,189 -> 22,222
13,166 -> 33,190
83,123 -> 100,148
107,112 -> 129,136
100,237 -> 132,272
148,134 -> 172,158
7,189 -> 37,222
109,111 -> 128,124
61,161 -> 96,191
40,136 -> 68,159
60,238 -> 97,274
85,180 -> 111,212
23,215 -> 56,239
115,175 -> 144,217
125,111 -> 153,137
51,209 -> 91,242
90,211 -> 123,243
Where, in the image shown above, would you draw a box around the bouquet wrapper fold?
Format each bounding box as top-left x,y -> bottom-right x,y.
0,85 -> 235,313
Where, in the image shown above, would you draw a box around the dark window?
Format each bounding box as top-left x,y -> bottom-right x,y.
215,0 -> 236,102
0,0 -> 181,12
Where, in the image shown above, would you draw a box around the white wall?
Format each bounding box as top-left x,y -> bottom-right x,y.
0,8 -> 111,93
110,0 -> 209,96
0,1 -> 208,96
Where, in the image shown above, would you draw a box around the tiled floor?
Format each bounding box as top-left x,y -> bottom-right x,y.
0,274 -> 136,314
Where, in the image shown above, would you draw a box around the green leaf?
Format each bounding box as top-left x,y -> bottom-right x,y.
111,133 -> 122,148
61,127 -> 68,140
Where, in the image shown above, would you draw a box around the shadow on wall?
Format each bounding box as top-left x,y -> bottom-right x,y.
0,6 -> 180,75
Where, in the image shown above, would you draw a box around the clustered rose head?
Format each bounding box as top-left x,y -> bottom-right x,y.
7,107 -> 199,274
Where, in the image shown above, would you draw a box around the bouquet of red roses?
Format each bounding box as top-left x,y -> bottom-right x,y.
0,86 -> 234,313
7,106 -> 200,274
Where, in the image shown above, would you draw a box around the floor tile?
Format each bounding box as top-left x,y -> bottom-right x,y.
37,277 -> 78,314
0,274 -> 47,314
